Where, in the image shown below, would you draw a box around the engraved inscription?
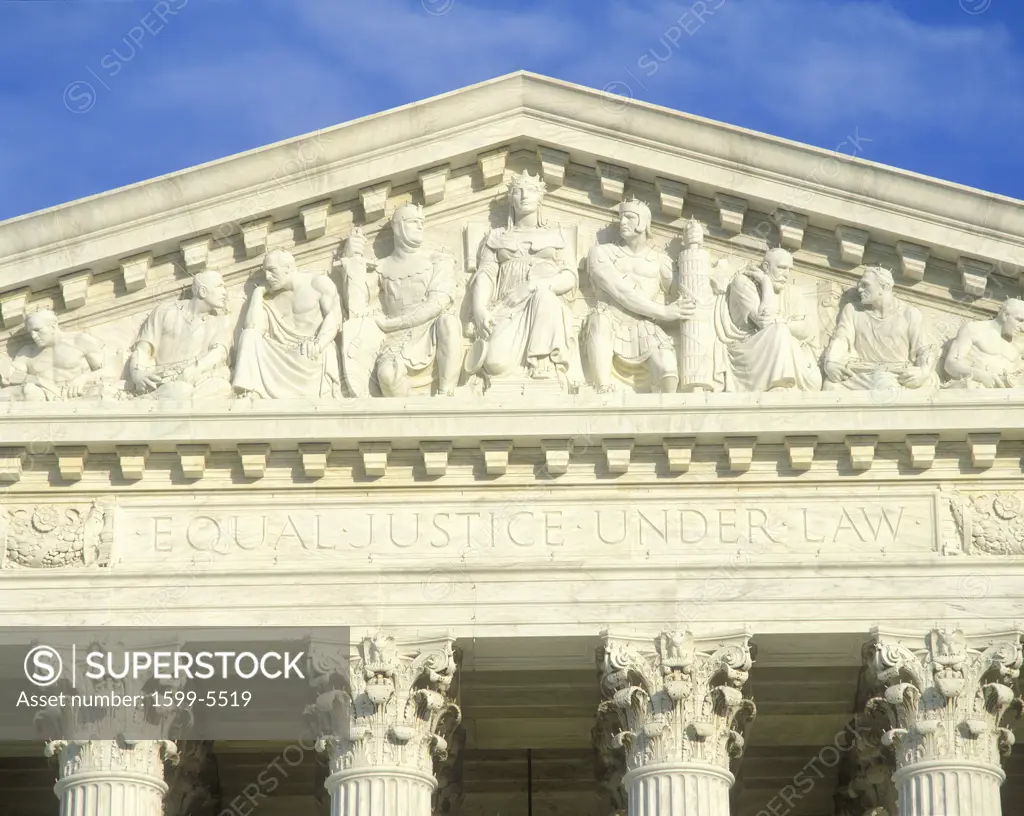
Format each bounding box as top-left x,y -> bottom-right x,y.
126,498 -> 927,565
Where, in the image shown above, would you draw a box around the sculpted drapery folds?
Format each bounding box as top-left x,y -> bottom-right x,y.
8,178 -> 1024,403
944,297 -> 1024,388
583,198 -> 695,393
337,204 -> 463,397
823,266 -> 939,392
0,310 -> 111,401
232,249 -> 343,400
712,247 -> 823,392
466,170 -> 584,387
128,270 -> 234,401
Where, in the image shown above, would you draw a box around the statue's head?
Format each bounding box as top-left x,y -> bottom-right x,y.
997,298 -> 1024,339
391,203 -> 426,250
25,309 -> 59,349
263,249 -> 297,292
619,197 -> 652,239
761,247 -> 794,291
192,270 -> 228,313
857,266 -> 894,307
507,170 -> 546,222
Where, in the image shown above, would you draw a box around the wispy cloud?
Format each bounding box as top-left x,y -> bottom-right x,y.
0,0 -> 1021,220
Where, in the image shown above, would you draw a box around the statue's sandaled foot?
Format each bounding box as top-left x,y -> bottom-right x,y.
437,388 -> 456,397
595,384 -> 616,394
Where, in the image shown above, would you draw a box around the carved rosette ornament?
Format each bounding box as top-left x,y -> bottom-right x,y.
949,491 -> 1024,555
598,629 -> 755,816
0,501 -> 113,568
865,628 -> 1024,816
307,634 -> 461,816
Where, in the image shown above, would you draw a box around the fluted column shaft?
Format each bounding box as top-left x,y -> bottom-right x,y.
50,739 -> 172,816
895,761 -> 1004,816
326,767 -> 434,816
626,763 -> 733,816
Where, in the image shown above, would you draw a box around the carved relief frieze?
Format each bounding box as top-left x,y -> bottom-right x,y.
0,154 -> 1020,406
0,501 -> 114,569
949,490 -> 1024,555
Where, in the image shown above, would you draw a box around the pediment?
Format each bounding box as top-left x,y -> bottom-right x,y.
0,70 -> 1022,410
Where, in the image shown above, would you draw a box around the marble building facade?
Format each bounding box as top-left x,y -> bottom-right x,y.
0,71 -> 1023,815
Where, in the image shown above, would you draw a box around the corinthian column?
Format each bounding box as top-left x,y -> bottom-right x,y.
865,628 -> 1024,816
37,639 -> 185,816
45,739 -> 178,816
308,633 -> 461,816
598,629 -> 756,816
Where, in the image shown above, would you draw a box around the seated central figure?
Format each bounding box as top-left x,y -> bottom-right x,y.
467,170 -> 583,386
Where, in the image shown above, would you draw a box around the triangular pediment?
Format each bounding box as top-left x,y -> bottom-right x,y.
0,71 -> 1022,404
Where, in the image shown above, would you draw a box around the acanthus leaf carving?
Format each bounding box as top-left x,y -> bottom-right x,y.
598,629 -> 755,773
864,628 -> 1024,771
307,634 -> 461,778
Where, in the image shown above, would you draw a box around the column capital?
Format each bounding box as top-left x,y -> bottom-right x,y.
865,628 -> 1023,771
307,633 -> 461,778
593,704 -> 627,816
44,737 -> 178,779
164,740 -> 221,816
598,629 -> 756,773
833,711 -> 898,816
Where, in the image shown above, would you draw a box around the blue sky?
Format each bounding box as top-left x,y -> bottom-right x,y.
0,0 -> 1021,222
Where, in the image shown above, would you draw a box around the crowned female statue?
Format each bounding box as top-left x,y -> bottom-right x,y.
466,170 -> 583,388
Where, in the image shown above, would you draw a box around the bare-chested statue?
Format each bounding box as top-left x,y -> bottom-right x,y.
128,270 -> 234,400
583,198 -> 694,393
0,310 -> 109,401
944,298 -> 1024,388
823,266 -> 939,391
232,249 -> 343,399
339,204 -> 462,396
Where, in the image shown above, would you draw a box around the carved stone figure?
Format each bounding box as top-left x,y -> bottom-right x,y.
582,199 -> 694,393
232,249 -> 343,399
944,297 -> 1024,388
338,205 -> 462,397
0,310 -> 111,401
823,266 -> 938,391
466,170 -> 583,388
127,270 -> 234,401
713,247 -> 823,392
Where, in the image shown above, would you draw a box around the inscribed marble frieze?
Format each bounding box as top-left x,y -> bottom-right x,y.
114,493 -> 937,568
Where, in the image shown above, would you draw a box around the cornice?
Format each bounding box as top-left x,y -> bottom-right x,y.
0,391 -> 1018,446
1,71 -> 1022,302
0,392 -> 1019,488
